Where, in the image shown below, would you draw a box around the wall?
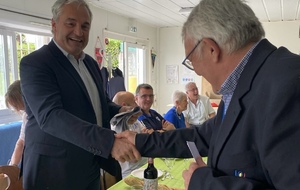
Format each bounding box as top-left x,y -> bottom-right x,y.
157,21 -> 300,114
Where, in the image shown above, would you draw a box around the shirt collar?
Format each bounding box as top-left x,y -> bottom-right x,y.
53,39 -> 85,61
219,41 -> 260,96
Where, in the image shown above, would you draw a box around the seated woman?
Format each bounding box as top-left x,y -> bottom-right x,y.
5,80 -> 27,167
164,90 -> 188,129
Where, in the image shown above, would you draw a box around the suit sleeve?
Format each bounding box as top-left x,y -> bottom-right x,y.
135,117 -> 214,158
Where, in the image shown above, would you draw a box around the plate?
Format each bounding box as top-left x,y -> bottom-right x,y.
131,168 -> 163,179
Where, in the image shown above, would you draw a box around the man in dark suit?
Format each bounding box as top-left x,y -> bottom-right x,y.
20,0 -> 140,189
116,0 -> 300,189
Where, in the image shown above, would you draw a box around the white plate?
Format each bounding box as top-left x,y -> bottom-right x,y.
131,168 -> 163,179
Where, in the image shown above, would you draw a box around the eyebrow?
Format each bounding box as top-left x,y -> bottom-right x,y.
65,18 -> 91,25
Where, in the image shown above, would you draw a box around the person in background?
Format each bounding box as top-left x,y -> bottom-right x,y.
116,0 -> 300,189
5,80 -> 27,167
183,82 -> 215,128
107,68 -> 126,100
19,0 -> 140,189
135,83 -> 175,132
111,91 -> 150,178
164,90 -> 188,129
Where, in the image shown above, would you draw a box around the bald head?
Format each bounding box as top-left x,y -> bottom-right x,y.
112,91 -> 137,107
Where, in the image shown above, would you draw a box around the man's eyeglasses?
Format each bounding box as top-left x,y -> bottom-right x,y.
181,40 -> 202,70
139,94 -> 155,99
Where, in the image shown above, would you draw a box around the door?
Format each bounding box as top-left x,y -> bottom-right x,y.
122,42 -> 146,93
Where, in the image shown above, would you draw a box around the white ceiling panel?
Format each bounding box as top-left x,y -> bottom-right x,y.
170,0 -> 196,7
282,0 -> 300,21
88,0 -> 300,28
246,1 -> 269,22
264,0 -> 282,21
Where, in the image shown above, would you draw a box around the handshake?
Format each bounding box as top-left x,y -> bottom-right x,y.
111,130 -> 141,163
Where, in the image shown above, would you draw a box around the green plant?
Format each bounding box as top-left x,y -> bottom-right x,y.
105,39 -> 121,68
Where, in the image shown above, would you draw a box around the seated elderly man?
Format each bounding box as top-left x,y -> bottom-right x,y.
135,83 -> 175,132
111,91 -> 150,178
183,82 -> 215,128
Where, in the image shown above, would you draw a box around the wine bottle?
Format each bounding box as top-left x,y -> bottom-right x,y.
143,157 -> 158,190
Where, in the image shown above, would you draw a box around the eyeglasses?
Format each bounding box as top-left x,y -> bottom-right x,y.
181,40 -> 202,70
139,94 -> 155,99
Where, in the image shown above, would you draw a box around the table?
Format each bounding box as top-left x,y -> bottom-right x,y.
108,158 -> 194,190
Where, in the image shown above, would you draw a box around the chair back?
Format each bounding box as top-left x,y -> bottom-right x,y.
0,166 -> 23,190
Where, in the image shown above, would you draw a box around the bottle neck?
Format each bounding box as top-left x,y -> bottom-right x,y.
148,157 -> 154,165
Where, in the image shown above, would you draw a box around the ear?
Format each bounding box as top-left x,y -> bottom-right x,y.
202,38 -> 221,63
51,18 -> 56,32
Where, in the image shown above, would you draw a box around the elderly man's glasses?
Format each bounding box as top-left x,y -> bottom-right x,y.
181,40 -> 202,70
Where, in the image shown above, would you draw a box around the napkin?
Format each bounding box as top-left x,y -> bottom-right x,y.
110,106 -> 141,133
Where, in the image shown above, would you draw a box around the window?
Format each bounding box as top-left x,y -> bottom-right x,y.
0,27 -> 51,124
103,37 -> 146,94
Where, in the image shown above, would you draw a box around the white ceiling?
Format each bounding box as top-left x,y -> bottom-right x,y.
88,0 -> 300,27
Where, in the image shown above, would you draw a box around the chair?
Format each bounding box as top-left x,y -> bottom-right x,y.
0,166 -> 23,190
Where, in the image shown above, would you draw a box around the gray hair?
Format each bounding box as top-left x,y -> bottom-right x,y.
52,0 -> 93,22
182,0 -> 265,54
172,90 -> 187,105
185,82 -> 197,91
135,83 -> 153,95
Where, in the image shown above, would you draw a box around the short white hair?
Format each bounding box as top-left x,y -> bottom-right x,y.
172,90 -> 187,105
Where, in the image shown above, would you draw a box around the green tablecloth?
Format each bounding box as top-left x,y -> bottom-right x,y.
108,158 -> 196,190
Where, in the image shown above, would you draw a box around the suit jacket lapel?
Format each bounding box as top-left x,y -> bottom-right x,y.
211,39 -> 277,166
47,41 -> 94,107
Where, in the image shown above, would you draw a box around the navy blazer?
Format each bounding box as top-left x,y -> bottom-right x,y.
20,40 -> 121,189
135,39 -> 300,189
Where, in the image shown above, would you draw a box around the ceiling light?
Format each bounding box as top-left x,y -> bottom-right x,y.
179,7 -> 194,15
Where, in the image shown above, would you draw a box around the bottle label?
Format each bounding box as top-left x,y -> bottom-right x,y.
143,178 -> 158,190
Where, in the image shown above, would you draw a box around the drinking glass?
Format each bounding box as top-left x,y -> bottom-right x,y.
162,158 -> 175,179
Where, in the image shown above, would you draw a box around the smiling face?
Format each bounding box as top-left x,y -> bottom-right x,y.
135,88 -> 154,113
186,82 -> 199,102
52,2 -> 91,59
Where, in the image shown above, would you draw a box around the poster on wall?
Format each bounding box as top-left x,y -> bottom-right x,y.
166,65 -> 179,84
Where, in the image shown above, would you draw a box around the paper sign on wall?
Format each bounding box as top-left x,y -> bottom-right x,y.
166,65 -> 179,84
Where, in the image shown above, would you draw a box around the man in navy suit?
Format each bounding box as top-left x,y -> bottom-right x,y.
20,0 -> 140,189
117,0 -> 300,189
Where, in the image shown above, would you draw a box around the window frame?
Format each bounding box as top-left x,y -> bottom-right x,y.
0,25 -> 52,124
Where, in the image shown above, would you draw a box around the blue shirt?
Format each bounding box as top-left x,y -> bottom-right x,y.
164,106 -> 186,129
138,109 -> 164,130
219,41 -> 260,114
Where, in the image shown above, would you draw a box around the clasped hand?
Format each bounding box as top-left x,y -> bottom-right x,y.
112,130 -> 139,163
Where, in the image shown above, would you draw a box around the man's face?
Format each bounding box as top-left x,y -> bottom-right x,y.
52,3 -> 91,59
135,88 -> 154,112
186,83 -> 199,101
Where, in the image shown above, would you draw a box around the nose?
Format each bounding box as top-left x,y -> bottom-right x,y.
74,25 -> 83,36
